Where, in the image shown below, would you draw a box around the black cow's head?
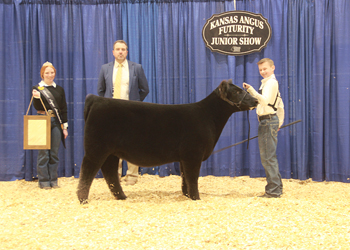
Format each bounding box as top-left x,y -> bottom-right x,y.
218,79 -> 258,111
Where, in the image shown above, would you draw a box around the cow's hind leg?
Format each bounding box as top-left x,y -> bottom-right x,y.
180,164 -> 188,197
100,154 -> 127,200
180,160 -> 201,200
77,155 -> 105,204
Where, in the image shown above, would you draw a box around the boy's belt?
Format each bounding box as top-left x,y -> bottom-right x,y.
258,113 -> 276,122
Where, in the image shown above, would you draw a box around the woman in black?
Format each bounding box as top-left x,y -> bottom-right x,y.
32,62 -> 68,189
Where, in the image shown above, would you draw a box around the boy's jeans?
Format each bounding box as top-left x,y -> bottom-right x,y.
258,115 -> 283,196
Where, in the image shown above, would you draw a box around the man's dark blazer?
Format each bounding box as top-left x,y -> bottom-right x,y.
97,60 -> 149,101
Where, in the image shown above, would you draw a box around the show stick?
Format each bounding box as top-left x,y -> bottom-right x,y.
212,119 -> 302,155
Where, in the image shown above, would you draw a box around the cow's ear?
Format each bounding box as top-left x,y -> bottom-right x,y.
219,80 -> 229,99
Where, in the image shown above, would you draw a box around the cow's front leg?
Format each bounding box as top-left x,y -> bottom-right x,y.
101,154 -> 127,200
77,155 -> 105,204
180,160 -> 201,200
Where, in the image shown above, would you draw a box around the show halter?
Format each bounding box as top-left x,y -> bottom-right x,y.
219,88 -> 251,149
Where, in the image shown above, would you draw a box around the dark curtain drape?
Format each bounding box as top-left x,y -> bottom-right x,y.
0,0 -> 349,183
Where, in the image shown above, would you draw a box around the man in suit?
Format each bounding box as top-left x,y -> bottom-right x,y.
97,40 -> 149,185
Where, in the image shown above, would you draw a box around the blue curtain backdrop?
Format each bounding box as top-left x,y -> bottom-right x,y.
0,0 -> 349,183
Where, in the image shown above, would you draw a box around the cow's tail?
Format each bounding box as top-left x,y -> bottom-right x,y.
84,94 -> 95,122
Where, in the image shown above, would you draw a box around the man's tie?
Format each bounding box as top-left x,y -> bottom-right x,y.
113,64 -> 123,99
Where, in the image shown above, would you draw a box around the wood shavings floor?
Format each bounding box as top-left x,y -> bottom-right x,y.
1,175 -> 349,249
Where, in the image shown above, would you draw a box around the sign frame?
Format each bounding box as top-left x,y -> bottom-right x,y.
202,11 -> 272,56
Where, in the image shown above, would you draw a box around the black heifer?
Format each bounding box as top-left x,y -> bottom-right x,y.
77,79 -> 258,203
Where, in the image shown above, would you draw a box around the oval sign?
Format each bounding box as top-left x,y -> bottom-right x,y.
202,11 -> 272,56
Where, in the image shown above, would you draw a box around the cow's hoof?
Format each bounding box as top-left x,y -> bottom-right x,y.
113,191 -> 127,200
79,199 -> 88,205
189,194 -> 200,200
116,194 -> 127,200
116,196 -> 127,200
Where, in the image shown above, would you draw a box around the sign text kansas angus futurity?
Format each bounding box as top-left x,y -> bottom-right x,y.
202,11 -> 272,56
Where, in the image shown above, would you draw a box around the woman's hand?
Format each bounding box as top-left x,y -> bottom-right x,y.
63,129 -> 68,139
32,89 -> 40,98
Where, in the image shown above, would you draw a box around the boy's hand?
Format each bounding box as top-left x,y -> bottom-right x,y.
243,82 -> 251,90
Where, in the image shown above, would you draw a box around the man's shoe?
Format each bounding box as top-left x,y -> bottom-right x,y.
258,193 -> 281,198
124,175 -> 138,185
51,185 -> 60,189
40,186 -> 51,190
125,179 -> 137,186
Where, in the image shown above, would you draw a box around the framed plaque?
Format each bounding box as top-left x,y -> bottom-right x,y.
23,115 -> 51,150
24,95 -> 51,150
